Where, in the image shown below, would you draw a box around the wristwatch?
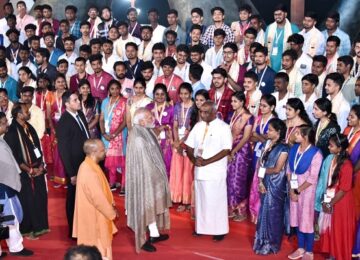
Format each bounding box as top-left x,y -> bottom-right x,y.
325,203 -> 332,209
294,189 -> 300,195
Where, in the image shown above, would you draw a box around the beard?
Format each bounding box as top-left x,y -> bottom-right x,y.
116,73 -> 126,80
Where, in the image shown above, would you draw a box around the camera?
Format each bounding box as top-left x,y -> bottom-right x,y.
0,204 -> 15,240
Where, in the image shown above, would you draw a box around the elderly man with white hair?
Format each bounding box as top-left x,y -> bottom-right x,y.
185,101 -> 232,241
125,108 -> 172,253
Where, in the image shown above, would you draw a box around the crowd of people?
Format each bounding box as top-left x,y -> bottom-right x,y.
0,1 -> 359,259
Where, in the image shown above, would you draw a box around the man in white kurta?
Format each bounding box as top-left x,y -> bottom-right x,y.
185,101 -> 232,241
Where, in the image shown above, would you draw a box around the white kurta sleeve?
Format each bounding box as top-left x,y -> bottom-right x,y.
221,123 -> 233,150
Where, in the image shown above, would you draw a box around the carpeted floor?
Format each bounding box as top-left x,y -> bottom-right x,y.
4,185 -> 326,260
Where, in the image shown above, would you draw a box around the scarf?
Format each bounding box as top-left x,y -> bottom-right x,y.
0,139 -> 21,192
288,143 -> 319,175
266,18 -> 293,53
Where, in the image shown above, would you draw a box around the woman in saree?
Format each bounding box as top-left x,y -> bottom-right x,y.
48,73 -> 67,186
343,105 -> 360,257
78,79 -> 100,138
146,83 -> 174,177
100,80 -> 127,191
253,118 -> 289,255
170,83 -> 194,211
249,94 -> 277,223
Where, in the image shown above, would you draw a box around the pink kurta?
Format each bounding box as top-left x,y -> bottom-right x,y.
288,151 -> 322,233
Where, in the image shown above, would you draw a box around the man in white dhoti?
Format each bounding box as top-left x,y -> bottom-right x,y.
185,101 -> 232,241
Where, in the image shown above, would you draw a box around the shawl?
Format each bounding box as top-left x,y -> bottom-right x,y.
288,143 -> 319,175
125,125 -> 172,253
138,41 -> 154,62
344,126 -> 360,155
0,139 -> 21,192
228,61 -> 240,88
266,18 -> 293,54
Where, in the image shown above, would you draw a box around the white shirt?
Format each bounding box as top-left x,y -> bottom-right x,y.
28,104 -> 45,140
14,60 -> 37,80
113,35 -> 140,61
102,54 -> 120,78
300,92 -> 318,124
205,46 -> 224,69
295,52 -> 312,75
315,72 -> 326,97
299,27 -> 325,57
273,91 -> 294,121
152,61 -> 163,78
186,118 -> 232,181
200,61 -> 213,90
58,52 -> 78,77
151,24 -> 166,44
174,62 -> 190,83
145,75 -> 156,99
328,92 -> 350,132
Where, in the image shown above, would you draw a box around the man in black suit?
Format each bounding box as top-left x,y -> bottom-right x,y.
56,91 -> 90,238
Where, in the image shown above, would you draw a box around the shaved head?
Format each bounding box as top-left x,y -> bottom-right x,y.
83,139 -> 102,155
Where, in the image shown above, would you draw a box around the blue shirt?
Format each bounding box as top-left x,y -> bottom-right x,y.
251,66 -> 276,95
265,23 -> 299,72
0,76 -> 18,102
49,48 -> 64,67
192,81 -> 206,98
322,28 -> 351,56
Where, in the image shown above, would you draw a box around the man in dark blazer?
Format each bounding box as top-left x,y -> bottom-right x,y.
56,91 -> 90,238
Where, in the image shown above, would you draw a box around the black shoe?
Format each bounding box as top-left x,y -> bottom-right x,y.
0,252 -> 7,258
119,189 -> 125,196
141,241 -> 156,252
192,231 -> 202,237
149,234 -> 169,244
110,185 -> 117,191
213,235 -> 225,242
10,248 -> 34,256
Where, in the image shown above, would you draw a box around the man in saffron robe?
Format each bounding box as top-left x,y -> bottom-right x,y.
73,139 -> 118,260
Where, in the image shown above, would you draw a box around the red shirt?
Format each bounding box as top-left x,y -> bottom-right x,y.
88,71 -> 114,101
69,73 -> 89,93
209,85 -> 234,122
155,74 -> 183,103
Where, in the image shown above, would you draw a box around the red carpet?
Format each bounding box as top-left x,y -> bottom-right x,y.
4,184 -> 326,260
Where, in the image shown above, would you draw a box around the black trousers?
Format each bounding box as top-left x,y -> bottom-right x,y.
66,183 -> 76,238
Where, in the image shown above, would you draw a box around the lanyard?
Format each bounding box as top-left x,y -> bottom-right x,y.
11,48 -> 19,63
70,22 -> 76,34
293,144 -> 311,174
286,126 -> 297,143
93,76 -> 103,90
40,91 -> 48,110
154,102 -> 166,125
181,103 -> 191,127
327,158 -> 337,187
129,22 -> 138,36
347,127 -> 360,143
130,63 -> 139,77
260,114 -> 272,134
229,109 -> 243,129
260,140 -> 272,166
215,90 -> 223,110
163,74 -> 175,92
274,29 -> 283,45
55,92 -> 63,113
105,97 -> 119,121
200,123 -> 209,148
256,66 -> 268,89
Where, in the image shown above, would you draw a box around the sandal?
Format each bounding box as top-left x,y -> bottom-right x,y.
176,205 -> 186,212
233,214 -> 247,222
